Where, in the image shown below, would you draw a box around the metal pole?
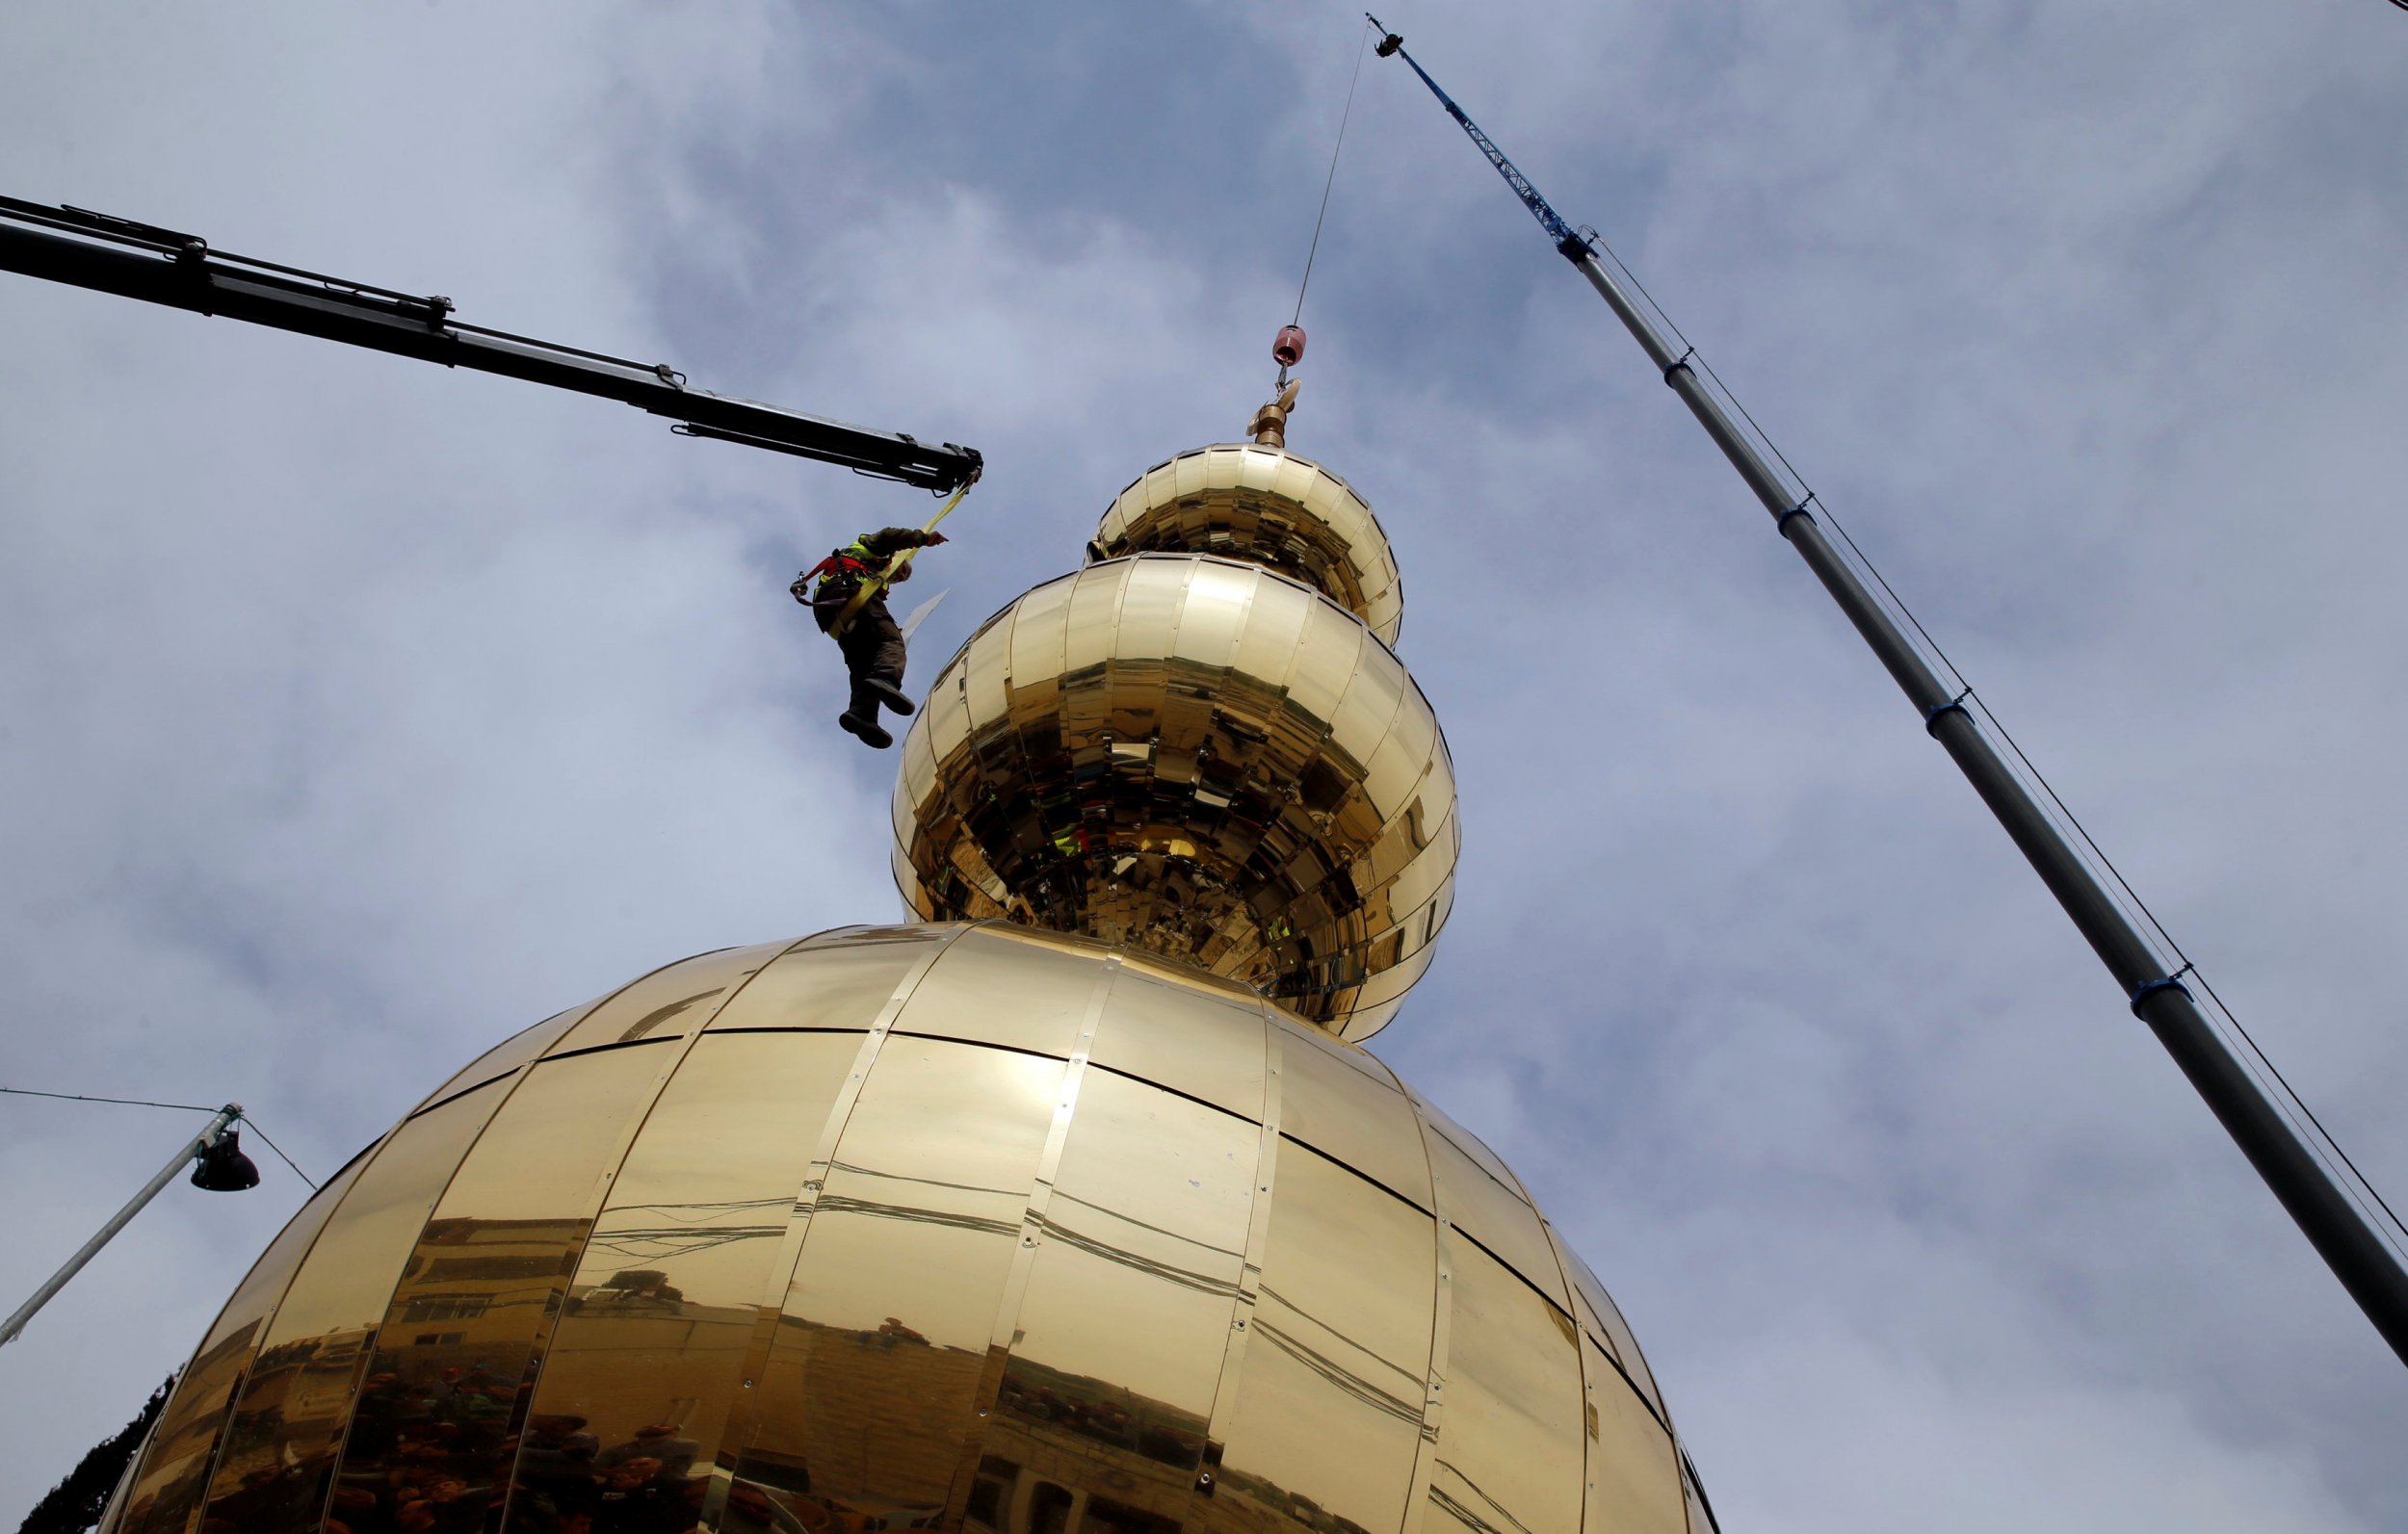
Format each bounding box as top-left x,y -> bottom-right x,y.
1561,242 -> 2408,1365
0,1105 -> 241,1349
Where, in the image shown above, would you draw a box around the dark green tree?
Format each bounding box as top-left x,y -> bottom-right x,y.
17,1375 -> 173,1534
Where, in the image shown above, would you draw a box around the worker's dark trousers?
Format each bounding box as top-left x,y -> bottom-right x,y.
819,600 -> 907,719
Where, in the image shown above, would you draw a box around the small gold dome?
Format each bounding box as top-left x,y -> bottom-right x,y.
892,555 -> 1454,1040
1094,443 -> 1404,646
103,926 -> 1697,1534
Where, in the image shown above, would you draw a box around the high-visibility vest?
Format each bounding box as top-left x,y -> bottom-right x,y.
795,540 -> 877,606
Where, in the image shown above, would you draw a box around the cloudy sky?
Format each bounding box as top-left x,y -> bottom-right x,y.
4,3 -> 2405,1528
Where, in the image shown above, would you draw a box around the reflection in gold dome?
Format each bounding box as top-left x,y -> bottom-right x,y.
100,927 -> 1704,1534
104,401 -> 1719,1534
891,554 -> 1454,1042
1093,444 -> 1404,647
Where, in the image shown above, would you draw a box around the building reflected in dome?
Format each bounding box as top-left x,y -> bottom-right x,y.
99,400 -> 1716,1534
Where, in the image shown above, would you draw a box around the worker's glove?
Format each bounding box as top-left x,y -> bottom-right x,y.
923,532 -> 949,547
789,575 -> 812,604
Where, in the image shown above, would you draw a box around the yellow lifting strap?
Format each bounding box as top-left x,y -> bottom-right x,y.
827,479 -> 975,638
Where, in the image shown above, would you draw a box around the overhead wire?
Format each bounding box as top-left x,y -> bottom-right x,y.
2,1084 -> 321,1190
0,1086 -> 220,1113
1290,17 -> 1377,334
238,1119 -> 320,1191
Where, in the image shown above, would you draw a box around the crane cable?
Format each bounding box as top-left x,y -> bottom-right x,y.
1,1084 -> 320,1188
1278,17 -> 1377,389
826,474 -> 978,638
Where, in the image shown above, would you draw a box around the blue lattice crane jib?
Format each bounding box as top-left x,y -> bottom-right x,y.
1366,15 -> 1590,258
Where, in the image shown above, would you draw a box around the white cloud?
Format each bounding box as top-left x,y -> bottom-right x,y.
3,2 -> 2404,1529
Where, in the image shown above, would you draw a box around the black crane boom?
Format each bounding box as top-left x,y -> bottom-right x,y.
0,195 -> 982,493
1367,25 -> 2408,1366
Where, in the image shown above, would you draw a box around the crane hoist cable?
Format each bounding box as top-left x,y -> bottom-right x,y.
1276,17 -> 1377,392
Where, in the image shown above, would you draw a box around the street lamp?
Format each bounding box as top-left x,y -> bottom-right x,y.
1,1105 -> 258,1348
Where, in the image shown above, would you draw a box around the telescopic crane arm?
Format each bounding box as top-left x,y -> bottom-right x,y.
1369,20 -> 1584,253
1366,17 -> 2408,1367
0,195 -> 982,493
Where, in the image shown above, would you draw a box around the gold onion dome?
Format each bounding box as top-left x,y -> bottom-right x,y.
1093,441 -> 1403,647
893,396 -> 1450,1040
98,383 -> 1710,1534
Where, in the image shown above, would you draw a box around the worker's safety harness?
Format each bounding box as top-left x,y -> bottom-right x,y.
791,545 -> 877,609
791,473 -> 978,637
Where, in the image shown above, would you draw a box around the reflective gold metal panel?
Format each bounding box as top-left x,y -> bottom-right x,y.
1214,1135 -> 1434,1534
117,1157 -> 364,1534
705,924 -> 952,1033
893,558 -> 1453,1041
1582,1338 -> 1689,1534
984,1070 -> 1258,1492
414,1001 -> 596,1112
1414,1121 -> 1570,1313
193,1081 -> 510,1530
1426,1241 -> 1586,1534
1416,1096 -> 1532,1206
332,1046 -> 671,1531
111,926 -> 1705,1534
1094,444 -> 1403,647
728,1034 -> 1068,1524
1086,965 -> 1268,1121
1557,1236 -> 1665,1422
550,941 -> 792,1053
507,1031 -> 861,1532
892,923 -> 1112,1056
1684,1453 -> 1721,1533
1274,1027 -> 1429,1209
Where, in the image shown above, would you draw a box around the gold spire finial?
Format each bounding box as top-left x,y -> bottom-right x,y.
1248,378 -> 1300,448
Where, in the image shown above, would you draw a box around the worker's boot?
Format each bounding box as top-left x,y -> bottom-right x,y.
838,709 -> 893,749
864,679 -> 916,716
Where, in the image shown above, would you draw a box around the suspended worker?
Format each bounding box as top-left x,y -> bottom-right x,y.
791,526 -> 950,749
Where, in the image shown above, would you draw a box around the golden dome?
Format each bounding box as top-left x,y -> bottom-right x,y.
891,555 -> 1455,1041
103,926 -> 1701,1534
1094,443 -> 1403,647
105,398 -> 1712,1534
